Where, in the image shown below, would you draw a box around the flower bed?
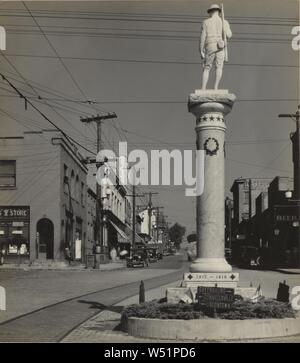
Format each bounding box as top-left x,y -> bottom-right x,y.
121,299 -> 296,332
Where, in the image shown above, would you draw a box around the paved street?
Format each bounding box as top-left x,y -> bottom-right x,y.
0,253 -> 300,342
0,254 -> 186,342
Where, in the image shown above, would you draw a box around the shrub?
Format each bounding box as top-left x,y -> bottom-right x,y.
120,298 -> 296,331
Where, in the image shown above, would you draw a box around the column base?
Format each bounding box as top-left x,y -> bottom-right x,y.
190,258 -> 232,273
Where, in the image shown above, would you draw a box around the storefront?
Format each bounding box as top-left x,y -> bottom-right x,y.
0,206 -> 30,263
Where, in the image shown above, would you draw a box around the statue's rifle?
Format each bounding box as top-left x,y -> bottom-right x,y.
221,3 -> 228,62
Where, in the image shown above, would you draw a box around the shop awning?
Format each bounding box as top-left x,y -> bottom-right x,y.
109,220 -> 130,244
125,225 -> 146,246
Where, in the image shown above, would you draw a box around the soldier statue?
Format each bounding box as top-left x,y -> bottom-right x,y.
199,4 -> 232,90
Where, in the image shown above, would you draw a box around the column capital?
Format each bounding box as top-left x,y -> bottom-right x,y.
188,90 -> 236,119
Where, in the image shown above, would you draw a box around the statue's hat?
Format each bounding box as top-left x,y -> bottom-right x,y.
207,4 -> 221,13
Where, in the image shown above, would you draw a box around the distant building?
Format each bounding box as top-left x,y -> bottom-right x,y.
88,162 -> 144,260
139,208 -> 156,241
230,178 -> 272,242
0,130 -> 88,264
230,175 -> 299,267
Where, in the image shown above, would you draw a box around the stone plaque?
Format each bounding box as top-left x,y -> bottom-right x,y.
184,272 -> 239,282
196,286 -> 234,311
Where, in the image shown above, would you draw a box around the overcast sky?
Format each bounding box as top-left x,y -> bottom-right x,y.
0,0 -> 299,234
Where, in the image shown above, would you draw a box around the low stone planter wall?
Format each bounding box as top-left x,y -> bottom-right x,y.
128,315 -> 300,341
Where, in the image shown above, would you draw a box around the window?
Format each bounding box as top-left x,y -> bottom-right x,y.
63,164 -> 68,194
81,182 -> 85,206
70,170 -> 75,199
0,160 -> 16,187
75,175 -> 79,202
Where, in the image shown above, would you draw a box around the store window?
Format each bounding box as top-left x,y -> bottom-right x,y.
70,170 -> 75,199
0,160 -> 16,188
64,164 -> 69,194
75,175 -> 79,202
81,182 -> 85,206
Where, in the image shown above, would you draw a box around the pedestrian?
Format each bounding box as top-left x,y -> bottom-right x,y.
143,249 -> 149,267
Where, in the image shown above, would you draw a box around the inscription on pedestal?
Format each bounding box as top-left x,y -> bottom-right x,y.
196,286 -> 235,311
184,272 -> 239,282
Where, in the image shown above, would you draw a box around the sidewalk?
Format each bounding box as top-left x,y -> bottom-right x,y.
61,280 -> 180,343
275,268 -> 300,275
0,260 -> 126,271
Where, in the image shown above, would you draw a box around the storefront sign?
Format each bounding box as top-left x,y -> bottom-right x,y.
12,222 -> 24,227
0,206 -> 30,220
276,215 -> 299,222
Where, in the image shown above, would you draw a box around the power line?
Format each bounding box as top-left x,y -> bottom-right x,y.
4,29 -> 293,44
1,54 -> 297,68
1,8 -> 297,21
0,11 -> 297,26
21,2 -> 113,117
22,2 -> 91,103
0,55 -> 98,143
2,23 -> 295,37
0,72 -> 96,155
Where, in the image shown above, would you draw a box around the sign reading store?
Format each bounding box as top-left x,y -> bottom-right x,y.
0,206 -> 30,219
0,206 -> 30,260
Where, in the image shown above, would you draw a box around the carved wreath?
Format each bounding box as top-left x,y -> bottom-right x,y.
204,137 -> 219,156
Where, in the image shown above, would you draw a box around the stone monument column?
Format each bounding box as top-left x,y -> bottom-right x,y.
188,90 -> 236,273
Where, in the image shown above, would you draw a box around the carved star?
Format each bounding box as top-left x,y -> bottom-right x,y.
202,116 -> 207,122
188,274 -> 193,280
217,116 -> 221,121
209,116 -> 214,121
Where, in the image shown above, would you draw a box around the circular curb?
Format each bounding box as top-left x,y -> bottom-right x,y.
128,315 -> 300,341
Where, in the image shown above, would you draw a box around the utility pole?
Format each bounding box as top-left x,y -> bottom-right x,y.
153,207 -> 164,242
278,105 -> 300,267
81,113 -> 117,267
143,192 -> 158,238
125,187 -> 144,250
123,166 -> 144,250
225,197 -> 233,250
279,106 -> 300,199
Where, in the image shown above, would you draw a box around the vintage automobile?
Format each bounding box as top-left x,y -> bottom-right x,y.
147,248 -> 158,263
225,248 -> 232,263
235,246 -> 260,268
156,251 -> 163,260
126,250 -> 146,268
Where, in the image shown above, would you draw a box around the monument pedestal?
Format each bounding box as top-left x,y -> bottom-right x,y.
164,90 -> 258,303
188,89 -> 236,273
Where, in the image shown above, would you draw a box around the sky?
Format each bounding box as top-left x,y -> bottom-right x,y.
0,0 -> 299,234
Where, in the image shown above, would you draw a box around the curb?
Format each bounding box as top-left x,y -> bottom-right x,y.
0,265 -> 126,272
128,314 -> 300,341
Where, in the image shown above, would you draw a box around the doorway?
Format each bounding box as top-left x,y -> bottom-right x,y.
37,218 -> 54,259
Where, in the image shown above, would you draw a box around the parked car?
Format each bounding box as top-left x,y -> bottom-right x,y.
237,246 -> 259,268
157,252 -> 163,260
147,249 -> 158,263
225,248 -> 232,263
126,249 -> 147,268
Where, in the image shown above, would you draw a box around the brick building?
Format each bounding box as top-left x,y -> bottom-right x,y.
230,178 -> 272,242
0,130 -> 88,264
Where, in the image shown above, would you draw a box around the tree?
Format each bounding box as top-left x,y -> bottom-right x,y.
168,223 -> 186,250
